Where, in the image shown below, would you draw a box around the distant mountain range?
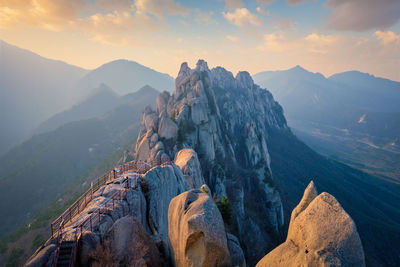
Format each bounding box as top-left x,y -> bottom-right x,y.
0,40 -> 174,155
0,86 -> 158,237
77,59 -> 174,96
253,66 -> 400,182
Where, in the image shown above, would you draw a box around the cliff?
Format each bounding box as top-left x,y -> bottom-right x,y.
135,60 -> 287,264
25,60 -> 365,267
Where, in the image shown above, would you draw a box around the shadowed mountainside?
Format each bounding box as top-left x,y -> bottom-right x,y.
0,86 -> 158,236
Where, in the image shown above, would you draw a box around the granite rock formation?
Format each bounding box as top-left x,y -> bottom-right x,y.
168,189 -> 231,267
135,60 -> 287,264
256,181 -> 366,267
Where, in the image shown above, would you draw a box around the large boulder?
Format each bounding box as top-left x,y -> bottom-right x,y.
106,216 -> 162,266
174,149 -> 205,189
256,182 -> 365,267
168,189 -> 231,267
144,165 -> 190,256
158,111 -> 178,140
78,231 -> 100,266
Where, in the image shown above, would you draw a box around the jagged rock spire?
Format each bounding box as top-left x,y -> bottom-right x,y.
290,181 -> 318,222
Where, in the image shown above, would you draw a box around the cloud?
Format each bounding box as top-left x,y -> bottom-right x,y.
95,0 -> 133,11
134,0 -> 189,19
304,33 -> 339,54
195,11 -> 216,25
374,31 -> 400,45
259,32 -> 340,54
258,33 -> 301,52
224,0 -> 243,9
270,17 -> 296,30
256,0 -> 276,6
77,10 -> 162,46
223,8 -> 262,27
0,0 -> 186,46
256,31 -> 399,81
226,35 -> 239,42
325,0 -> 400,31
286,0 -> 308,6
0,0 -> 87,30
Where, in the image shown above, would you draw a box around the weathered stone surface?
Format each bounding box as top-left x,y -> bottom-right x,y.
106,216 -> 162,266
290,181 -> 318,223
256,183 -> 365,267
125,188 -> 148,232
156,91 -> 170,114
134,59 -> 288,265
226,233 -> 246,267
158,111 -> 178,140
174,149 -> 205,189
24,244 -> 56,267
79,231 -> 100,266
136,129 -> 153,162
168,189 -> 231,267
144,165 -> 190,256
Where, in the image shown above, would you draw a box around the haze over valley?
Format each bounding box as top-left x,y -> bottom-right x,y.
1,0 -> 399,266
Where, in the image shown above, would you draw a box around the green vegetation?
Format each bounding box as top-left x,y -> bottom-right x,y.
0,240 -> 7,253
177,120 -> 196,145
263,167 -> 275,187
254,159 -> 265,169
170,114 -> 177,122
124,153 -> 135,163
200,185 -> 209,194
5,248 -> 24,267
31,234 -> 45,249
177,91 -> 187,101
217,195 -> 232,225
0,88 -> 156,237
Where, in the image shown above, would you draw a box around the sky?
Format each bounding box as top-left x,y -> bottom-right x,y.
1,0 -> 399,81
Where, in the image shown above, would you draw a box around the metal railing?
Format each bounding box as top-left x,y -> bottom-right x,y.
50,158 -> 171,238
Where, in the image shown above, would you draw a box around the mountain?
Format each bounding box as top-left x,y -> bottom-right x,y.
253,67 -> 400,182
24,60 -> 367,267
0,41 -> 174,156
0,86 -> 158,237
76,59 -> 174,95
34,84 -> 120,134
0,40 -> 88,155
133,60 -> 399,266
18,60 -> 399,267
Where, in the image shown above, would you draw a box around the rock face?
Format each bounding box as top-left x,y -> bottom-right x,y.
226,233 -> 246,267
168,189 -> 231,267
174,148 -> 205,189
256,182 -> 366,267
144,165 -> 190,257
105,216 -> 162,266
135,59 -> 287,264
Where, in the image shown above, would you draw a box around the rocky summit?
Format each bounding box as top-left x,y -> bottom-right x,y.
25,60 -> 365,267
135,59 -> 287,264
256,181 -> 365,267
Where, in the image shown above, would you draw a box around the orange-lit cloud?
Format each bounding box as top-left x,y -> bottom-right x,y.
226,35 -> 239,42
0,0 -> 86,30
223,8 -> 261,27
135,0 -> 188,19
77,10 -> 162,46
374,31 -> 400,46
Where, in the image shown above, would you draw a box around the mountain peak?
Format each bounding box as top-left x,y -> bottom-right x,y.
195,59 -> 209,72
236,71 -> 254,88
